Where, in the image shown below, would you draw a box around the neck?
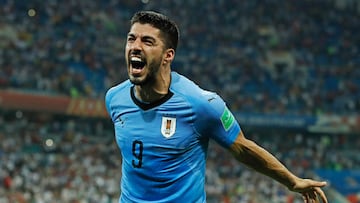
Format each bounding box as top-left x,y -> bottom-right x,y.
134,70 -> 171,103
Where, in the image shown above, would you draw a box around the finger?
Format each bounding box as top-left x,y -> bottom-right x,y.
310,191 -> 319,203
314,187 -> 328,203
313,181 -> 327,187
302,193 -> 307,202
302,192 -> 315,203
302,192 -> 310,203
309,190 -> 317,199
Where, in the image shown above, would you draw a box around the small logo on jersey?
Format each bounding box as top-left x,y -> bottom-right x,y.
221,107 -> 235,131
114,115 -> 126,127
161,116 -> 176,138
207,97 -> 216,102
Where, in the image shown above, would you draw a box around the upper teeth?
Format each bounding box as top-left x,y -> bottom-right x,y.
131,56 -> 142,62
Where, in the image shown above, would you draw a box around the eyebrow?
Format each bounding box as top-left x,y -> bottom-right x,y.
127,33 -> 135,38
127,33 -> 157,43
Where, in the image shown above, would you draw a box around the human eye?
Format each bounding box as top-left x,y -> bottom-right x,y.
127,34 -> 135,42
144,40 -> 153,46
142,37 -> 155,46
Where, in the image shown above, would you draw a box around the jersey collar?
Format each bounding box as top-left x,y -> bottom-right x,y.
130,86 -> 174,110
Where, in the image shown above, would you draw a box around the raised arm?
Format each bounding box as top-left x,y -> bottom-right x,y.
229,131 -> 328,203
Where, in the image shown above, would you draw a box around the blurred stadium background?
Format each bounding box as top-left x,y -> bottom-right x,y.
0,0 -> 359,202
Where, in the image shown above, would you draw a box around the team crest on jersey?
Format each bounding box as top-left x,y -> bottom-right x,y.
161,116 -> 176,138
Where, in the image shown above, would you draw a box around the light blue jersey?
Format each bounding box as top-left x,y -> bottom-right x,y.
105,72 -> 241,203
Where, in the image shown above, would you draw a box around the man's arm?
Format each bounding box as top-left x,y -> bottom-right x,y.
229,131 -> 328,203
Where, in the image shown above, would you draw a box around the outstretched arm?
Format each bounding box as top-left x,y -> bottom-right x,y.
229,131 -> 328,203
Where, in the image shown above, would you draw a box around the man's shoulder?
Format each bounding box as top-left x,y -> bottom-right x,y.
105,80 -> 131,104
170,72 -> 209,95
170,72 -> 222,107
106,80 -> 131,95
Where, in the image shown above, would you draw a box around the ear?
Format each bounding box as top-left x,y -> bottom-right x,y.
163,49 -> 175,65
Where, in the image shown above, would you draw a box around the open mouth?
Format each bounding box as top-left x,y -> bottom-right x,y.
130,56 -> 146,70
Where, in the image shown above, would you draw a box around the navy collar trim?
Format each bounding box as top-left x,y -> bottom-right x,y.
130,86 -> 173,110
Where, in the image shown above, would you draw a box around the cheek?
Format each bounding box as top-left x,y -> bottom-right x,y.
124,49 -> 130,64
124,46 -> 129,56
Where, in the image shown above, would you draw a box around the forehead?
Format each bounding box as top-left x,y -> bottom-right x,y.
128,23 -> 161,38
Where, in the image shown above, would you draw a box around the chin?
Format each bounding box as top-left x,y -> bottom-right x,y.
129,76 -> 146,85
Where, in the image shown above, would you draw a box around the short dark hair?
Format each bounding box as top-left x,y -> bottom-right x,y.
130,11 -> 179,51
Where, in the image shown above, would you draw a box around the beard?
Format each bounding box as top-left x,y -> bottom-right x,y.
128,59 -> 162,86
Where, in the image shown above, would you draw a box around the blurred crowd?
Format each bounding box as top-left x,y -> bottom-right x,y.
1,111 -> 359,203
0,0 -> 359,116
0,112 -> 121,203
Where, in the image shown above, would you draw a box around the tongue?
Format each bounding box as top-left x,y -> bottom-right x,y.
132,68 -> 143,74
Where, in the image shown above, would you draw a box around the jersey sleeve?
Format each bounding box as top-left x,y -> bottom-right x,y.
104,81 -> 131,123
104,87 -> 115,121
193,91 -> 241,148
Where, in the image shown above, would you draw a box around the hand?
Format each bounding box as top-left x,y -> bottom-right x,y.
289,178 -> 328,203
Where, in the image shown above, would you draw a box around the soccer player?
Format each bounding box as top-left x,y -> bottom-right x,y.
105,10 -> 328,203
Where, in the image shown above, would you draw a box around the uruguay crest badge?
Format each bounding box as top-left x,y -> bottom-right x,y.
161,116 -> 176,138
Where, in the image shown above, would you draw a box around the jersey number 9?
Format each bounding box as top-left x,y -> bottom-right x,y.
132,140 -> 143,168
